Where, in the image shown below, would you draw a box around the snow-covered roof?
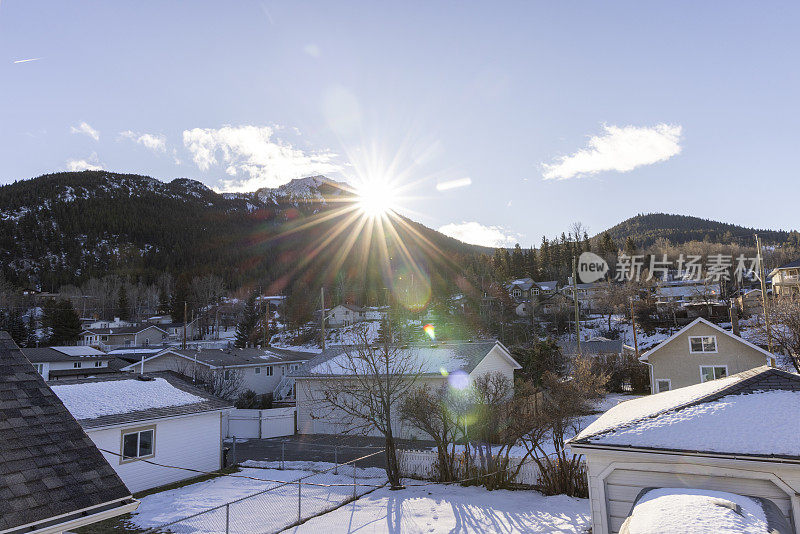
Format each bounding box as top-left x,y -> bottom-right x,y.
571,366 -> 800,459
50,373 -> 231,428
295,340 -> 520,378
537,280 -> 559,291
52,346 -> 106,356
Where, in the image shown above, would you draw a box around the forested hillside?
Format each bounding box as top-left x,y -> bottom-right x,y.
0,171 -> 490,301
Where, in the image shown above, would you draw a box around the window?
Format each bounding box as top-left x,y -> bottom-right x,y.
73,362 -> 82,368
94,361 -> 103,367
532,289 -> 539,295
121,427 -> 155,461
700,365 -> 727,382
656,379 -> 671,393
265,366 -> 273,376
512,288 -> 522,297
34,363 -> 44,376
255,367 -> 261,374
689,335 -> 717,353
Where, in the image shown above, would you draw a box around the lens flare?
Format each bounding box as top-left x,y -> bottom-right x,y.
423,323 -> 436,340
448,370 -> 470,390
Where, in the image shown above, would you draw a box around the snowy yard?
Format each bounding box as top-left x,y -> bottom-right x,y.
287,483 -> 590,534
120,462 -> 590,534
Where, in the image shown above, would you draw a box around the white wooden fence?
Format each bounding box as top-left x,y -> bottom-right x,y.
398,449 -> 541,486
223,407 -> 296,439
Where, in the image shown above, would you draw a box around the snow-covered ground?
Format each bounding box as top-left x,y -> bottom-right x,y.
127,463 -> 385,534
286,483 -> 590,533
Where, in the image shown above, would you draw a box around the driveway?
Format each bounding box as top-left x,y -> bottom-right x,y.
228,434 -> 436,468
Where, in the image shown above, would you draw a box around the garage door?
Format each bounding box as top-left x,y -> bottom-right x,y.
604,468 -> 793,533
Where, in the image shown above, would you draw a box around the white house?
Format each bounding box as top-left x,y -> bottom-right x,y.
50,372 -> 232,493
327,304 -> 366,326
22,345 -> 118,381
294,340 -> 521,437
569,366 -> 800,534
120,346 -> 317,400
80,324 -> 168,349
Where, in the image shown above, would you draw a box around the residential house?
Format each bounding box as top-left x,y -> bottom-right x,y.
0,332 -> 139,533
80,324 -> 168,349
639,317 -> 775,394
569,366 -> 800,534
507,278 -> 559,302
769,259 -> 800,298
148,320 -> 198,341
21,346 -> 119,381
327,304 -> 366,327
50,372 -> 232,493
120,346 -> 317,399
562,280 -> 605,312
293,340 -> 521,437
736,288 -> 765,315
81,317 -> 136,330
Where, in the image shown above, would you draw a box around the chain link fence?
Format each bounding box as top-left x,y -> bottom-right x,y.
141,450 -> 386,534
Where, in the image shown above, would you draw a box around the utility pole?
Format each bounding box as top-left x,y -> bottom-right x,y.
630,297 -> 639,358
572,256 -> 581,355
320,287 -> 326,351
755,234 -> 773,353
183,301 -> 187,350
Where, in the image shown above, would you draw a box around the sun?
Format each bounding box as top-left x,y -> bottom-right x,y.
356,179 -> 398,217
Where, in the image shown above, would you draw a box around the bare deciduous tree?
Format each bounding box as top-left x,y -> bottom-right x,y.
167,356 -> 244,400
753,297 -> 800,372
306,325 -> 424,488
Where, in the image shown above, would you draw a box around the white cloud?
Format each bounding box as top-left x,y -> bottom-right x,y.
70,121 -> 100,141
182,125 -> 341,191
13,57 -> 42,64
436,177 -> 472,191
542,123 -> 682,180
120,130 -> 167,152
438,221 -> 520,248
304,44 -> 321,58
66,153 -> 103,171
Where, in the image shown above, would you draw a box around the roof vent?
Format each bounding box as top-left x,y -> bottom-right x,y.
136,374 -> 155,381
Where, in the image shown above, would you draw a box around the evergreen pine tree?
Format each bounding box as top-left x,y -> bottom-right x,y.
49,299 -> 81,345
235,292 -> 258,348
157,286 -> 171,315
117,283 -> 130,320
171,273 -> 191,322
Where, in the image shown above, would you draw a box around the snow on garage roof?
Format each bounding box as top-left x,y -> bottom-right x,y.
52,345 -> 106,356
50,373 -> 231,427
571,367 -> 800,459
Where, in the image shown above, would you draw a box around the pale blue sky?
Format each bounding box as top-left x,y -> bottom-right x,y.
1,1 -> 798,246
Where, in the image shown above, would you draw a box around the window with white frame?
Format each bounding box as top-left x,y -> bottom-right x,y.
34,363 -> 44,376
121,427 -> 155,461
700,365 -> 727,382
73,362 -> 82,368
265,366 -> 273,376
512,288 -> 522,297
655,379 -> 671,393
94,361 -> 103,367
689,335 -> 717,353
255,367 -> 261,374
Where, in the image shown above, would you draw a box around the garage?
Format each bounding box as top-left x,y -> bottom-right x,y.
569,366 -> 800,534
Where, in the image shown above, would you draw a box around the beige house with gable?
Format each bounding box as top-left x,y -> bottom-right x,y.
640,317 -> 775,394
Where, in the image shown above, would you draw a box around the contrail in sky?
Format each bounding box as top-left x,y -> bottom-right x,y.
13,57 -> 42,64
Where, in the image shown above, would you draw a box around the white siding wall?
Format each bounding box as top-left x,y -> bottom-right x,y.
296,376 -> 446,439
469,345 -> 516,383
577,447 -> 800,534
86,411 -> 222,493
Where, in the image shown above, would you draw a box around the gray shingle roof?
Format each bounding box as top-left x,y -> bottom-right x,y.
51,371 -> 232,429
164,346 -> 317,367
292,340 -> 510,377
21,347 -> 111,363
82,324 -> 166,335
0,332 -> 133,532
